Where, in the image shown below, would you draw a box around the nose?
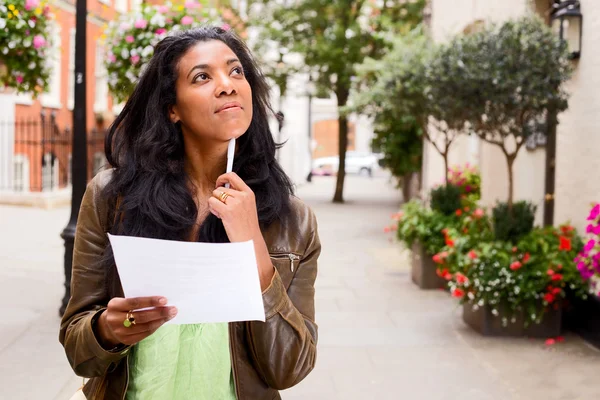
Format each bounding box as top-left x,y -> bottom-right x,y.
215,74 -> 236,97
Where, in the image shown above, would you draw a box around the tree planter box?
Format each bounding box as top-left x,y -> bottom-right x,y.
564,294 -> 600,350
462,302 -> 562,338
411,242 -> 446,290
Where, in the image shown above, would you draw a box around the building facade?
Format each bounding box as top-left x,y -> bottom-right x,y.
425,0 -> 598,234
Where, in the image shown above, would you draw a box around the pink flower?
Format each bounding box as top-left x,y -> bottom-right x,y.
125,35 -> 135,43
157,5 -> 169,13
184,0 -> 200,8
585,239 -> 596,253
155,28 -> 167,35
33,35 -> 46,49
587,224 -> 595,234
594,225 -> 600,235
468,250 -> 477,260
465,185 -> 472,193
545,338 -> 556,346
134,19 -> 148,29
120,22 -> 131,31
25,0 -> 40,10
588,204 -> 600,221
15,75 -> 24,84
181,16 -> 194,25
222,23 -> 231,31
130,55 -> 140,64
108,54 -> 117,63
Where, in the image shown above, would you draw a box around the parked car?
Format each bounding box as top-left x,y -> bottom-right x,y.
311,151 -> 382,177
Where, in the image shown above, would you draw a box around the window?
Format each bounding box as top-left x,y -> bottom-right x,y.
115,0 -> 127,13
41,23 -> 62,109
68,29 -> 76,110
42,152 -> 59,191
94,45 -> 109,113
93,152 -> 107,175
13,154 -> 30,192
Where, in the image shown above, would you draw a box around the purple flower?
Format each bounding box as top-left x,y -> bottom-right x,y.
594,225 -> 600,235
585,239 -> 597,252
587,224 -> 595,234
578,262 -> 594,280
465,185 -> 472,193
588,204 -> 600,221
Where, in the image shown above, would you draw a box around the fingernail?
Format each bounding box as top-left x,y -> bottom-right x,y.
169,308 -> 178,317
159,298 -> 167,305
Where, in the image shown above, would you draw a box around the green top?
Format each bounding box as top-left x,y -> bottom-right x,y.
126,323 -> 237,400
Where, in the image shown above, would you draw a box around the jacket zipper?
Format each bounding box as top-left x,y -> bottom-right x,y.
270,253 -> 301,272
229,323 -> 241,400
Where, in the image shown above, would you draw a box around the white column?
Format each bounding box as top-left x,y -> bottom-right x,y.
0,94 -> 15,192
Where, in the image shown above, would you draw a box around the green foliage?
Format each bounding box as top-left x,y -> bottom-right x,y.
430,185 -> 462,216
396,200 -> 462,256
492,201 -> 537,243
449,224 -> 588,325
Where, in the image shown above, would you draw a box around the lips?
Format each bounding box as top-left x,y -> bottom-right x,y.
216,102 -> 242,113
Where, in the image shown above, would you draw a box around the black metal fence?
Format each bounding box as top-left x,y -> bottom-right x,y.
0,111 -> 107,193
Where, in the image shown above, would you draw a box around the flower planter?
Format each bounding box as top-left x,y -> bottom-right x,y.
462,302 -> 562,338
564,294 -> 600,350
411,242 -> 446,290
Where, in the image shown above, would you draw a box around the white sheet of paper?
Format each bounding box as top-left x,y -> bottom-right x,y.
107,234 -> 266,324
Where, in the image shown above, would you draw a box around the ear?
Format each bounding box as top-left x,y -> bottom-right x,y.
169,105 -> 180,124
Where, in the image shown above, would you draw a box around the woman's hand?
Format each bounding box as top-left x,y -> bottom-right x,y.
96,296 -> 177,348
209,172 -> 275,291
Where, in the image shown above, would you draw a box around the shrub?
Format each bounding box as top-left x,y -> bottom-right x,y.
430,184 -> 462,216
492,201 -> 536,243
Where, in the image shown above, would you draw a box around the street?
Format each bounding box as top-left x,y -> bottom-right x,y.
1,174 -> 599,399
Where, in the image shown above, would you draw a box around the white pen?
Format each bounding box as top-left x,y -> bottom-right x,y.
225,137 -> 236,189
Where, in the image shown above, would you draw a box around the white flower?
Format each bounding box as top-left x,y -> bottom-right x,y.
494,292 -> 499,297
28,62 -> 36,70
8,41 -> 16,49
130,48 -> 138,57
2,47 -> 8,55
0,5 -> 7,12
511,317 -> 517,323
467,292 -> 475,300
514,286 -> 520,294
491,309 -> 499,316
142,45 -> 153,57
478,300 -> 484,306
531,313 -> 536,320
0,18 -> 6,29
28,19 -> 36,28
121,48 -> 130,59
23,38 -> 32,47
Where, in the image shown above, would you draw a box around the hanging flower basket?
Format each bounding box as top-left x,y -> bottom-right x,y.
0,0 -> 53,95
103,0 -> 237,103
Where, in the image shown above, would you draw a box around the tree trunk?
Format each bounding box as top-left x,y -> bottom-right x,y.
507,156 -> 515,212
443,151 -> 449,184
333,89 -> 350,203
402,172 -> 413,203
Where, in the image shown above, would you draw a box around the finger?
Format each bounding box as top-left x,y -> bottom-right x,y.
216,172 -> 250,192
108,296 -> 168,312
208,196 -> 227,219
119,319 -> 170,345
130,306 -> 177,325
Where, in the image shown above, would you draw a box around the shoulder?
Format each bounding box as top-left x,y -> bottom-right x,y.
263,195 -> 319,256
80,169 -> 115,232
89,168 -> 114,192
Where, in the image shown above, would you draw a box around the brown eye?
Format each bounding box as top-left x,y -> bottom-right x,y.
193,73 -> 209,82
231,67 -> 244,76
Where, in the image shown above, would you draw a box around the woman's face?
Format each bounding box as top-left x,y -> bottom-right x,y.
170,40 -> 253,143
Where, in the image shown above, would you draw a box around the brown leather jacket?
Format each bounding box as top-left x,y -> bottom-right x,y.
59,169 -> 320,399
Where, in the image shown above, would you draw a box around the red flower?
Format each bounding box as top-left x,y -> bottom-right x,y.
557,264 -> 563,270
545,338 -> 556,346
510,261 -> 522,271
556,336 -> 565,343
445,238 -> 455,247
552,287 -> 562,295
464,207 -> 470,212
551,274 -> 563,281
383,226 -> 391,233
544,293 -> 555,303
468,250 -> 477,260
433,254 -> 444,264
452,288 -> 465,298
455,272 -> 468,284
547,269 -> 555,276
463,228 -> 469,234
436,267 -> 449,277
441,228 -> 449,236
523,253 -> 531,263
455,209 -> 463,217
474,209 -> 485,218
512,246 -> 518,253
559,236 -> 572,251
561,225 -> 574,235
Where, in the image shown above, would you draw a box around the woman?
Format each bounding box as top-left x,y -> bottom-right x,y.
59,26 -> 320,399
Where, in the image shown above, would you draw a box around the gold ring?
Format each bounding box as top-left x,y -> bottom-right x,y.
123,311 -> 136,328
218,191 -> 230,204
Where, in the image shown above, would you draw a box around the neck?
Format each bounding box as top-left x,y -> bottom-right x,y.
183,135 -> 228,194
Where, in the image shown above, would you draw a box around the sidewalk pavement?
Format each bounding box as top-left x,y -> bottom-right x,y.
1,174 -> 599,400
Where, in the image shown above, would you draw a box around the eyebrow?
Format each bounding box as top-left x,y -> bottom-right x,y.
187,58 -> 241,79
